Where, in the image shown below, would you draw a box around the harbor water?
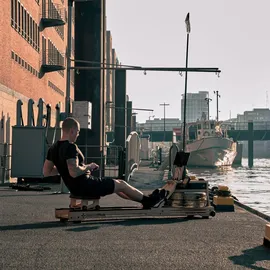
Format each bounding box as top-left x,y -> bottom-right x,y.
189,158 -> 270,216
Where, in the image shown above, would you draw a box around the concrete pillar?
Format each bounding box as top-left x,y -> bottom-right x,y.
74,0 -> 106,176
232,142 -> 243,166
114,70 -> 126,149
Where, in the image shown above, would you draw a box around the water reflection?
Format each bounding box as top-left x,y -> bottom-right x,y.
188,158 -> 270,215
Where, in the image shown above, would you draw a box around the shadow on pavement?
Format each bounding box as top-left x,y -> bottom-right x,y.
0,221 -> 68,231
0,217 -> 190,232
65,217 -> 190,232
228,245 -> 270,270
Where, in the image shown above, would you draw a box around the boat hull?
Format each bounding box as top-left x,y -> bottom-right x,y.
185,137 -> 237,167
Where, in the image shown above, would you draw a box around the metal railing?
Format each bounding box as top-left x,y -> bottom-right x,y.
6,141 -> 125,183
76,144 -> 124,179
42,1 -> 66,22
42,49 -> 65,67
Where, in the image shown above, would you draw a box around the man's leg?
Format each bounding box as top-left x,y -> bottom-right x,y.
90,177 -> 165,208
116,192 -> 131,200
112,180 -> 167,208
113,179 -> 144,202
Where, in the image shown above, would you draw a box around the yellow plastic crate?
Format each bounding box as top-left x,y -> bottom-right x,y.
213,195 -> 234,206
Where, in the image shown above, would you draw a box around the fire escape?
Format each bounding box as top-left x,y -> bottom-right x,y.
40,0 -> 66,73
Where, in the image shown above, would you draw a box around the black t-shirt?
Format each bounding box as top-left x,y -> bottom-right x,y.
46,140 -> 86,189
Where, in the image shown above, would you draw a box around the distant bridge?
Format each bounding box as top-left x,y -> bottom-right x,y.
227,130 -> 270,141
224,121 -> 270,141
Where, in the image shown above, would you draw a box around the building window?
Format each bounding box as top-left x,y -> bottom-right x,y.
48,81 -> 64,96
11,0 -> 18,28
18,1 -> 21,32
21,6 -> 24,37
11,1 -> 13,26
37,26 -> 40,50
42,36 -> 46,64
11,50 -> 39,78
10,0 -> 40,52
32,19 -> 35,45
48,39 -> 65,77
29,16 -> 33,45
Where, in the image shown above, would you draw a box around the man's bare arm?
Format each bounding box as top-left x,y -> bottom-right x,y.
67,158 -> 91,178
43,160 -> 59,177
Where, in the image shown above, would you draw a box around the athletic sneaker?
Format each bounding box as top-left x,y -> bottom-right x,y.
153,188 -> 169,208
148,188 -> 160,198
149,188 -> 168,199
142,189 -> 167,209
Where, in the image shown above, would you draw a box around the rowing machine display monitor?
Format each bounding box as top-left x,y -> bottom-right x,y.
173,151 -> 190,167
173,151 -> 190,181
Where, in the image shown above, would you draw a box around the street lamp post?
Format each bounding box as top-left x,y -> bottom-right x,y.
205,97 -> 212,120
101,0 -> 106,177
159,103 -> 170,141
182,13 -> 191,151
65,0 -> 74,116
214,90 -> 221,121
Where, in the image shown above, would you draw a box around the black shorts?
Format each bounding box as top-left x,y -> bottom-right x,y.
69,176 -> 115,197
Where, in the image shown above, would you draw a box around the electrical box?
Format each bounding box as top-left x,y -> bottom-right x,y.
11,126 -> 61,178
11,127 -> 46,178
72,101 -> 92,129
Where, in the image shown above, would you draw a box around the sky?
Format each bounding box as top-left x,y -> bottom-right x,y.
106,0 -> 270,123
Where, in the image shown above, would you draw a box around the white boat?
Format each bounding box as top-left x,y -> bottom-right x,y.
184,117 -> 237,167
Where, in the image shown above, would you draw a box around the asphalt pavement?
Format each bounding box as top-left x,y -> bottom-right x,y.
0,184 -> 269,270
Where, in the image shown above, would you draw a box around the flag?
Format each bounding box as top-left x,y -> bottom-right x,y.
185,13 -> 191,33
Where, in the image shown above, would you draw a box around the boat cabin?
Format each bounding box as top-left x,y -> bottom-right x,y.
187,120 -> 225,141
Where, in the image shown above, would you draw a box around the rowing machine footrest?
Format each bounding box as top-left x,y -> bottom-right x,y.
69,194 -> 100,210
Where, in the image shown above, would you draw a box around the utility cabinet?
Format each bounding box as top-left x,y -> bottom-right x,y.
11,126 -> 61,178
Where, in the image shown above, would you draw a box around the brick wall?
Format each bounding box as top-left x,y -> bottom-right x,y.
0,0 -> 75,129
0,0 -> 75,181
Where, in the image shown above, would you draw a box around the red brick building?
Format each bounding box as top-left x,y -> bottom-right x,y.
0,0 -> 75,131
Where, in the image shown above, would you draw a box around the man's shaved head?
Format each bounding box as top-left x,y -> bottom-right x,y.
62,117 -> 79,133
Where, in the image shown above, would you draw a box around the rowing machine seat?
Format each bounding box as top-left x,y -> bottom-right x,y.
69,194 -> 100,210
